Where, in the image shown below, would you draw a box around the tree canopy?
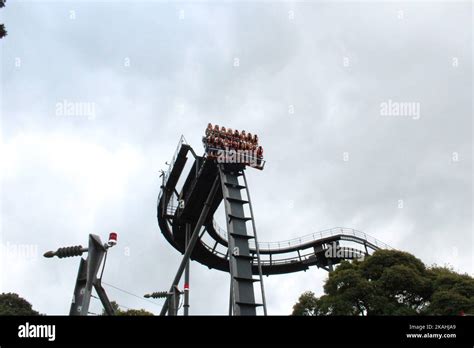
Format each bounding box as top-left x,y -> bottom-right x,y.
0,0 -> 6,39
0,292 -> 40,315
102,301 -> 154,316
292,249 -> 474,316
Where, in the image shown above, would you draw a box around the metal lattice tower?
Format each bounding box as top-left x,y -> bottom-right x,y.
219,164 -> 266,315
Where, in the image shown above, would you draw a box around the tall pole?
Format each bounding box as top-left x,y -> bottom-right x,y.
69,235 -> 107,316
183,223 -> 191,316
228,273 -> 233,315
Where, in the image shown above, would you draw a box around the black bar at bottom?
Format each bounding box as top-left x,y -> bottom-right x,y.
0,316 -> 473,346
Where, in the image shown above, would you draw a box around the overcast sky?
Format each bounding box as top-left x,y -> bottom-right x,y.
0,1 -> 472,315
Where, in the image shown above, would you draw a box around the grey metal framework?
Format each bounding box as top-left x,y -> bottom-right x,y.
157,136 -> 392,315
219,164 -> 266,315
44,234 -> 115,316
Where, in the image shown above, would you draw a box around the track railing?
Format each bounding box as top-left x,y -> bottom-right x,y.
158,135 -> 187,203
204,146 -> 266,169
199,241 -> 366,268
212,220 -> 392,251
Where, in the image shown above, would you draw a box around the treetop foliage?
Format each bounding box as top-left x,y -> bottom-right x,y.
292,250 -> 473,316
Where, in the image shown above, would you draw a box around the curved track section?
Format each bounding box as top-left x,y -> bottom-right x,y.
157,139 -> 391,275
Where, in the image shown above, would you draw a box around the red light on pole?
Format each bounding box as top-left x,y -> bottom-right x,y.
108,232 -> 118,246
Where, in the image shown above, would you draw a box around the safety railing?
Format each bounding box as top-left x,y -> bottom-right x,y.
158,135 -> 187,203
200,241 -> 366,268
212,220 -> 392,251
164,194 -> 180,216
204,146 -> 266,170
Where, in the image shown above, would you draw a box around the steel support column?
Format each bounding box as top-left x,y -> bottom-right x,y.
159,176 -> 220,316
183,223 -> 191,316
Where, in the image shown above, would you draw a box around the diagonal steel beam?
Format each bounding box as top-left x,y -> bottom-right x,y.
160,176 -> 220,316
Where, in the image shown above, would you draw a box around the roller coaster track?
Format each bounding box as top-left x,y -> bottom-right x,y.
157,136 -> 392,276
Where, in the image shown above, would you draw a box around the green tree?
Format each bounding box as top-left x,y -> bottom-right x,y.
0,0 -> 7,39
425,267 -> 474,315
102,301 -> 154,316
0,293 -> 40,315
292,250 -> 473,316
292,291 -> 318,316
119,308 -> 154,316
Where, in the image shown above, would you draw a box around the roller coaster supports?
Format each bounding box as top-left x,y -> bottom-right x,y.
242,172 -> 267,315
228,274 -> 233,315
168,285 -> 182,316
183,224 -> 191,316
327,259 -> 334,272
159,177 -> 220,316
219,165 -> 261,315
